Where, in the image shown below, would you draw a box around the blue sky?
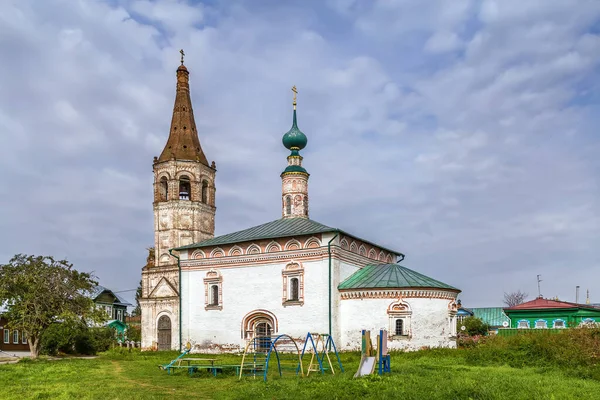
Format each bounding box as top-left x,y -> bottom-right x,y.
0,0 -> 599,307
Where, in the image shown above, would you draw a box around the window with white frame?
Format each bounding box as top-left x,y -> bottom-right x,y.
282,262 -> 304,306
387,300 -> 412,338
22,332 -> 27,344
580,318 -> 596,327
3,329 -> 9,344
204,270 -> 223,310
535,320 -> 547,329
116,309 -> 123,322
518,320 -> 530,329
13,330 -> 19,344
553,320 -> 565,329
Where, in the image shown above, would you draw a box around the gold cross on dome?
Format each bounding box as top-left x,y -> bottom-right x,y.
180,49 -> 185,65
292,85 -> 297,109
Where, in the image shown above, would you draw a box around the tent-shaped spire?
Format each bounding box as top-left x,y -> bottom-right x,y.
158,50 -> 209,165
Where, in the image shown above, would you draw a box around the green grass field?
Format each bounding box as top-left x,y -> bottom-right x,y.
2,347 -> 600,400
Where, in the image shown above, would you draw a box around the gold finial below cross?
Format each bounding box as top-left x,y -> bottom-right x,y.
292,85 -> 297,109
180,49 -> 185,65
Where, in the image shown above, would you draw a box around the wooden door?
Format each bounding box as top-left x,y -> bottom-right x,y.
157,315 -> 171,351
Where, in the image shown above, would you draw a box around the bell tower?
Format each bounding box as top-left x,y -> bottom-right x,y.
140,51 -> 216,350
281,86 -> 309,219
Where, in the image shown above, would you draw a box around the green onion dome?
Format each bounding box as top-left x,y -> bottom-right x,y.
282,109 -> 307,150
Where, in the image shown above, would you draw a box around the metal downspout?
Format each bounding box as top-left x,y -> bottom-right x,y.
328,232 -> 339,349
169,249 -> 182,352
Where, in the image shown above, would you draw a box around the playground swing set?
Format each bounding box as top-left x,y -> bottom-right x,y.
159,330 -> 390,380
238,332 -> 344,381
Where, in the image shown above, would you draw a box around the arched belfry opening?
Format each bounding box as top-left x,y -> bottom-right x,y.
159,176 -> 168,201
179,175 -> 191,200
202,180 -> 209,204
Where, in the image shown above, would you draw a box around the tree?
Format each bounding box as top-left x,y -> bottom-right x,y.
132,279 -> 142,316
503,290 -> 528,307
0,254 -> 103,358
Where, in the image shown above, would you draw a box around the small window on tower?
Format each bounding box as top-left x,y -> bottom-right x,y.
285,196 -> 292,215
160,177 -> 168,201
179,176 -> 191,200
202,180 -> 209,204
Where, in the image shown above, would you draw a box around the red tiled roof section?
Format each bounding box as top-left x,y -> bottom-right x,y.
506,297 -> 585,310
157,64 -> 209,165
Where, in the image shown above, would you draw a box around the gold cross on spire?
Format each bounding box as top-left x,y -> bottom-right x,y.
292,85 -> 297,110
180,49 -> 185,65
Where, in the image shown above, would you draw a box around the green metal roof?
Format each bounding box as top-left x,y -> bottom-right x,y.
282,165 -> 308,174
470,307 -> 510,327
176,218 -> 334,250
338,264 -> 459,291
174,218 -> 403,256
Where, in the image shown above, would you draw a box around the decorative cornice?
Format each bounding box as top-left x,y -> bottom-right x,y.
180,246 -> 382,271
340,289 -> 458,300
182,248 -> 328,269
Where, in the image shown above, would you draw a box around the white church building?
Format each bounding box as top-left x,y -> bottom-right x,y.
140,57 -> 461,353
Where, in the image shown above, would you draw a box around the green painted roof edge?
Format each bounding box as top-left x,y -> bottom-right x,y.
173,218 -> 404,256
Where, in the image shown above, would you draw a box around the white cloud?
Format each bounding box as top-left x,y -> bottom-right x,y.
424,31 -> 462,53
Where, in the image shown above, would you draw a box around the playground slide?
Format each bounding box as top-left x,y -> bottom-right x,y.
354,356 -> 376,378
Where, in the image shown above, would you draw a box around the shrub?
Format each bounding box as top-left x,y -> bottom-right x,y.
41,322 -> 116,356
457,316 -> 490,337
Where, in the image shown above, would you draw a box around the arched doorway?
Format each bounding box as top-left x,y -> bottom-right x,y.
241,310 -> 278,351
157,315 -> 171,350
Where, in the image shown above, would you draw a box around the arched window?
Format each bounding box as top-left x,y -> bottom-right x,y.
179,175 -> 191,200
304,195 -> 308,215
201,180 -> 208,204
159,177 -> 168,201
395,319 -> 404,336
290,278 -> 299,301
285,196 -> 292,215
211,285 -> 219,306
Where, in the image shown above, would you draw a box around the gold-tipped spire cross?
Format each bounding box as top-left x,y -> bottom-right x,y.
292,85 -> 297,110
180,49 -> 185,65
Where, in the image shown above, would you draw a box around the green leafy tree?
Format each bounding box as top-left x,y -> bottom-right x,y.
458,316 -> 490,336
132,279 -> 142,316
0,254 -> 104,358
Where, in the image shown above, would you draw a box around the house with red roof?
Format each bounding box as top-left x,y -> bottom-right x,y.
503,297 -> 600,329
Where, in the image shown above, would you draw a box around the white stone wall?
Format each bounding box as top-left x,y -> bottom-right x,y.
140,297 -> 180,350
176,235 -> 458,353
181,258 -> 330,352
340,296 -> 457,351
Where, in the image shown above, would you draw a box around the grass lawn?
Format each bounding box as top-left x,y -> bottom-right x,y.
2,348 -> 600,400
